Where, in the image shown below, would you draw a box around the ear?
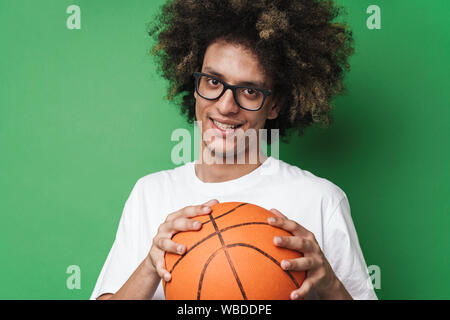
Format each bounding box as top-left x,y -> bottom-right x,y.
267,99 -> 282,120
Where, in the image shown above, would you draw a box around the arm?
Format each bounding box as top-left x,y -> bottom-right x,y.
96,199 -> 219,300
97,257 -> 160,300
268,208 -> 352,300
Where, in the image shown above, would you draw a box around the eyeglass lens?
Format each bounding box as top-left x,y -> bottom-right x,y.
197,74 -> 264,110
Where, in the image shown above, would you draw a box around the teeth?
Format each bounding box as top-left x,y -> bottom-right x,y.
213,119 -> 238,130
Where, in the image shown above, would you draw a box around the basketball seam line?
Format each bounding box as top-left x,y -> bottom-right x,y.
196,245 -> 224,300
196,243 -> 301,300
165,203 -> 301,298
227,243 -> 301,289
207,213 -> 248,300
165,202 -> 248,294
201,203 -> 248,226
168,222 -> 269,274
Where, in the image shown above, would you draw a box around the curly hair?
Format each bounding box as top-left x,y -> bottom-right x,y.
148,0 -> 354,141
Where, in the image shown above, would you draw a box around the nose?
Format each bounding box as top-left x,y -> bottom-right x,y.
216,88 -> 240,115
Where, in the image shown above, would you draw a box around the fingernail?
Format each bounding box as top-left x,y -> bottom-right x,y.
291,292 -> 298,300
193,221 -> 201,228
268,217 -> 276,224
202,206 -> 211,213
274,236 -> 281,245
164,273 -> 171,282
177,245 -> 185,254
281,260 -> 290,269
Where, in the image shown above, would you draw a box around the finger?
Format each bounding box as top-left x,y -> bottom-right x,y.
202,199 -> 219,206
171,217 -> 203,233
166,205 -> 207,223
267,216 -> 299,234
156,237 -> 187,255
165,205 -> 205,222
165,208 -> 184,222
270,208 -> 287,219
159,217 -> 203,236
267,216 -> 311,238
291,278 -> 313,300
155,259 -> 172,282
150,249 -> 172,282
280,257 -> 315,272
273,235 -> 316,253
181,203 -> 215,218
166,200 -> 219,222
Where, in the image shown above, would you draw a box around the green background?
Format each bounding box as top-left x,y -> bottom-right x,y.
0,0 -> 449,299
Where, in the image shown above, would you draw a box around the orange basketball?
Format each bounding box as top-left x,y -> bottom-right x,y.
164,202 -> 305,300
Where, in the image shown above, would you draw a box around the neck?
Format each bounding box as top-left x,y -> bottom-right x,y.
195,142 -> 267,183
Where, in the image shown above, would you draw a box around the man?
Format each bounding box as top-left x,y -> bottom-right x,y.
91,0 -> 377,300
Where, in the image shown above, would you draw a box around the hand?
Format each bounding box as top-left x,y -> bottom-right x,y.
268,208 -> 351,300
148,199 -> 219,282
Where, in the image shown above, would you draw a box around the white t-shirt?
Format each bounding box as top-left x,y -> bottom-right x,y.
90,157 -> 377,300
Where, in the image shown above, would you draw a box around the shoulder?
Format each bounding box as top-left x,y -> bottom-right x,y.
126,162 -> 193,209
269,157 -> 347,201
136,162 -> 192,191
120,163 -> 193,221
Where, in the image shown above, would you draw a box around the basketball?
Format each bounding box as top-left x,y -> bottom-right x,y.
164,202 -> 306,300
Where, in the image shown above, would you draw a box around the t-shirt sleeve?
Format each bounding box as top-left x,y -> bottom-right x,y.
89,179 -> 143,300
322,196 -> 378,300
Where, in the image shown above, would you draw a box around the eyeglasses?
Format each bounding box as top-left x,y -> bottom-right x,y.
193,72 -> 272,111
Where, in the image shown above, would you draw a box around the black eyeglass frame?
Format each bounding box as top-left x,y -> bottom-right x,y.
193,72 -> 272,111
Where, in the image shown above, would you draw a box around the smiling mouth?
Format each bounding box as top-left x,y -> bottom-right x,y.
210,118 -> 244,131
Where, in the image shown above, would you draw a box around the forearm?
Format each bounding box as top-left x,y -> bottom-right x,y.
318,277 -> 353,300
103,257 -> 161,300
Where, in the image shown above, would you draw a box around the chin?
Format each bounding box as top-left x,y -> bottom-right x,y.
203,138 -> 250,164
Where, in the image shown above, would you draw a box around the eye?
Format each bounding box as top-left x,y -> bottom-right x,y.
245,88 -> 256,95
207,78 -> 220,86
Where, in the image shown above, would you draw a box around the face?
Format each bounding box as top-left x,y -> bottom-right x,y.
194,40 -> 280,162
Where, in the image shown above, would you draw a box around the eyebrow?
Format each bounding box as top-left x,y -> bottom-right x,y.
202,67 -> 267,88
